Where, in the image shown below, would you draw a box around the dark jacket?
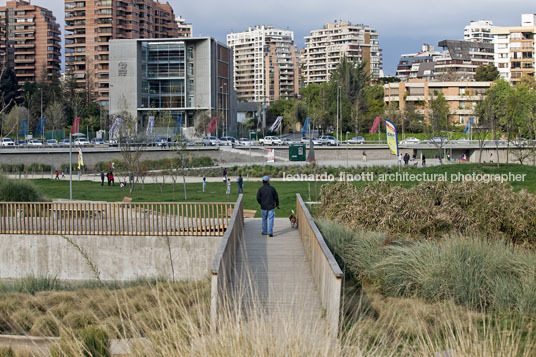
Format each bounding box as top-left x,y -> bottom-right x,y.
256,183 -> 279,210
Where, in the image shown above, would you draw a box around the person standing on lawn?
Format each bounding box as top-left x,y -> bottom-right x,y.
237,174 -> 244,194
256,176 -> 279,237
202,176 -> 206,192
226,178 -> 231,195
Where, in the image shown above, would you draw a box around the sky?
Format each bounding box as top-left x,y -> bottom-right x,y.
19,0 -> 536,75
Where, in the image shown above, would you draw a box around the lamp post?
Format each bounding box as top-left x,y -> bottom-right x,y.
346,131 -> 349,168
336,86 -> 341,141
69,132 -> 85,200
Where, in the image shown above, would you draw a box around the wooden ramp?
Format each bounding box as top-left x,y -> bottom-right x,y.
233,218 -> 325,326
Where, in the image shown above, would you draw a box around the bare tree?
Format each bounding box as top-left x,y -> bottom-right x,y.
194,110 -> 211,136
44,101 -> 65,138
3,105 -> 29,139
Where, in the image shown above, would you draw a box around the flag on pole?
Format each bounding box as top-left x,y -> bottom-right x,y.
35,117 -> 46,136
146,116 -> 155,135
77,147 -> 84,169
109,117 -> 122,137
385,119 -> 399,156
301,118 -> 311,135
463,117 -> 474,134
269,116 -> 283,133
175,114 -> 183,135
370,116 -> 382,134
20,119 -> 28,137
71,117 -> 81,134
207,117 -> 218,134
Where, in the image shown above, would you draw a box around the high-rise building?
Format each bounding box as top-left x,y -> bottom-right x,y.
434,40 -> 495,80
227,25 -> 299,104
302,21 -> 382,84
492,14 -> 536,84
464,20 -> 494,43
176,16 -> 192,37
395,44 -> 441,81
65,0 -> 179,107
0,0 -> 61,85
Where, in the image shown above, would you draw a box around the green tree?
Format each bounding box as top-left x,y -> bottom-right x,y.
44,101 -> 65,138
429,91 -> 450,163
474,65 -> 500,81
0,67 -> 20,111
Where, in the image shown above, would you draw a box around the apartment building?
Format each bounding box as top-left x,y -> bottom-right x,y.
492,14 -> 536,84
464,20 -> 494,43
0,0 -> 61,85
109,37 -> 235,137
384,80 -> 492,125
302,21 -> 382,84
227,25 -> 299,104
434,40 -> 494,80
175,16 -> 192,37
65,0 -> 179,107
395,44 -> 441,81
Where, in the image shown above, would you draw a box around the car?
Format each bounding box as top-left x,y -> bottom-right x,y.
400,137 -> 420,145
153,137 -> 168,147
108,138 -> 118,147
318,136 -> 339,146
1,138 -> 15,147
347,136 -> 366,145
16,140 -> 27,147
92,138 -> 105,145
300,137 -> 320,145
237,138 -> 252,146
220,136 -> 236,146
27,139 -> 43,147
45,139 -> 58,146
74,138 -> 90,146
58,138 -> 71,146
280,138 -> 295,145
429,136 -> 448,145
259,136 -> 282,146
202,136 -> 220,146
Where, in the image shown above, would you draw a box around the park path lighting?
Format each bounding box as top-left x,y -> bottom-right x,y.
70,132 -> 85,200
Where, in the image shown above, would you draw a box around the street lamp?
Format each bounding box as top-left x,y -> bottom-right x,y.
336,86 -> 341,141
69,132 -> 85,200
346,131 -> 349,168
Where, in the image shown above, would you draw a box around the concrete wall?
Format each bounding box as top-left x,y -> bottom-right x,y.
109,39 -> 140,118
0,234 -> 220,281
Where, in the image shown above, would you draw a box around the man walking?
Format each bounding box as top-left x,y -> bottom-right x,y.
237,174 -> 244,194
100,171 -> 105,186
256,176 -> 279,237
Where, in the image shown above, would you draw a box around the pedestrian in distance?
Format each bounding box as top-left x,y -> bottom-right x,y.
109,171 -> 115,186
61,171 -> 65,179
100,171 -> 105,186
55,170 -> 59,180
237,174 -> 244,194
226,178 -> 231,195
422,154 -> 426,167
403,153 -> 410,166
398,153 -> 402,166
256,176 -> 279,237
202,176 -> 206,193
107,172 -> 111,186
490,152 -> 494,163
362,151 -> 367,163
222,168 -> 228,183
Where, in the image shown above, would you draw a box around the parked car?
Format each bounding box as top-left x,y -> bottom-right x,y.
58,139 -> 71,146
45,139 -> 58,146
16,140 -> 27,147
74,138 -> 90,146
108,138 -> 118,147
153,137 -> 168,147
429,136 -> 448,145
300,137 -> 321,145
92,138 -> 105,145
318,136 -> 339,146
202,136 -> 220,146
259,136 -> 282,146
237,138 -> 252,146
400,137 -> 420,145
1,138 -> 15,147
280,138 -> 295,145
347,136 -> 366,145
219,136 -> 236,146
27,139 -> 43,147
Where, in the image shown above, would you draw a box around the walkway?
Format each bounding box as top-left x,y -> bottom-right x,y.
233,218 -> 324,324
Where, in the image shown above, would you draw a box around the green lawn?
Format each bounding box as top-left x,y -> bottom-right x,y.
30,163 -> 536,218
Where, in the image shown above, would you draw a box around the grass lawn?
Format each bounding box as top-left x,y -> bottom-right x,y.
30,163 -> 536,218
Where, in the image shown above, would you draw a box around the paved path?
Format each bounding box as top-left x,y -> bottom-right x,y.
233,218 -> 325,326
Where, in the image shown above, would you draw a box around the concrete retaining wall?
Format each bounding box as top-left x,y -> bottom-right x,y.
0,234 -> 220,281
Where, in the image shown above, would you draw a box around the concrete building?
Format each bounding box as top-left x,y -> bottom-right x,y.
395,44 -> 441,81
226,25 -> 299,104
434,40 -> 495,80
492,14 -> 536,84
65,0 -> 179,107
175,16 -> 192,37
464,20 -> 494,43
0,0 -> 61,85
302,21 -> 382,84
384,80 -> 492,126
109,37 -> 235,138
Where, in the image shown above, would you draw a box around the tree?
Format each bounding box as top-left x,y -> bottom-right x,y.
3,105 -> 28,139
44,101 -> 65,137
474,65 -> 500,82
429,91 -> 450,164
0,67 -> 20,111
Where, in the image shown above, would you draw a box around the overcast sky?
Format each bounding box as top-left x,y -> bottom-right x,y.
20,0 -> 536,75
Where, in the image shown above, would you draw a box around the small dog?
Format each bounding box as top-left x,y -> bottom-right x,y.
289,210 -> 297,228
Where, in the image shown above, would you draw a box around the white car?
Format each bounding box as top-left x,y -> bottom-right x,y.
301,137 -> 321,145
1,138 -> 15,147
27,139 -> 43,146
319,136 -> 339,146
347,136 -> 366,145
220,136 -> 235,146
400,137 -> 420,145
202,136 -> 220,146
237,138 -> 252,146
260,136 -> 282,145
74,138 -> 90,146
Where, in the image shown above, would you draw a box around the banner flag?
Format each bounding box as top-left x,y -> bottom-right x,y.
370,116 -> 382,134
463,117 -> 474,134
207,117 -> 218,134
77,147 -> 84,169
269,116 -> 283,133
146,116 -> 155,135
385,119 -> 399,156
301,118 -> 311,135
266,148 -> 275,163
307,137 -> 316,162
175,114 -> 183,135
20,119 -> 28,137
71,117 -> 81,134
109,117 -> 122,137
35,117 -> 46,136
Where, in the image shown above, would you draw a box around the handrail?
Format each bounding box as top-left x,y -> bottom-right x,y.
0,201 -> 234,236
210,194 -> 244,330
296,193 -> 343,335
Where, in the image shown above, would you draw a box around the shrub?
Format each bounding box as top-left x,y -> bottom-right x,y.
0,347 -> 14,357
79,326 -> 110,357
30,315 -> 59,336
0,179 -> 45,202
